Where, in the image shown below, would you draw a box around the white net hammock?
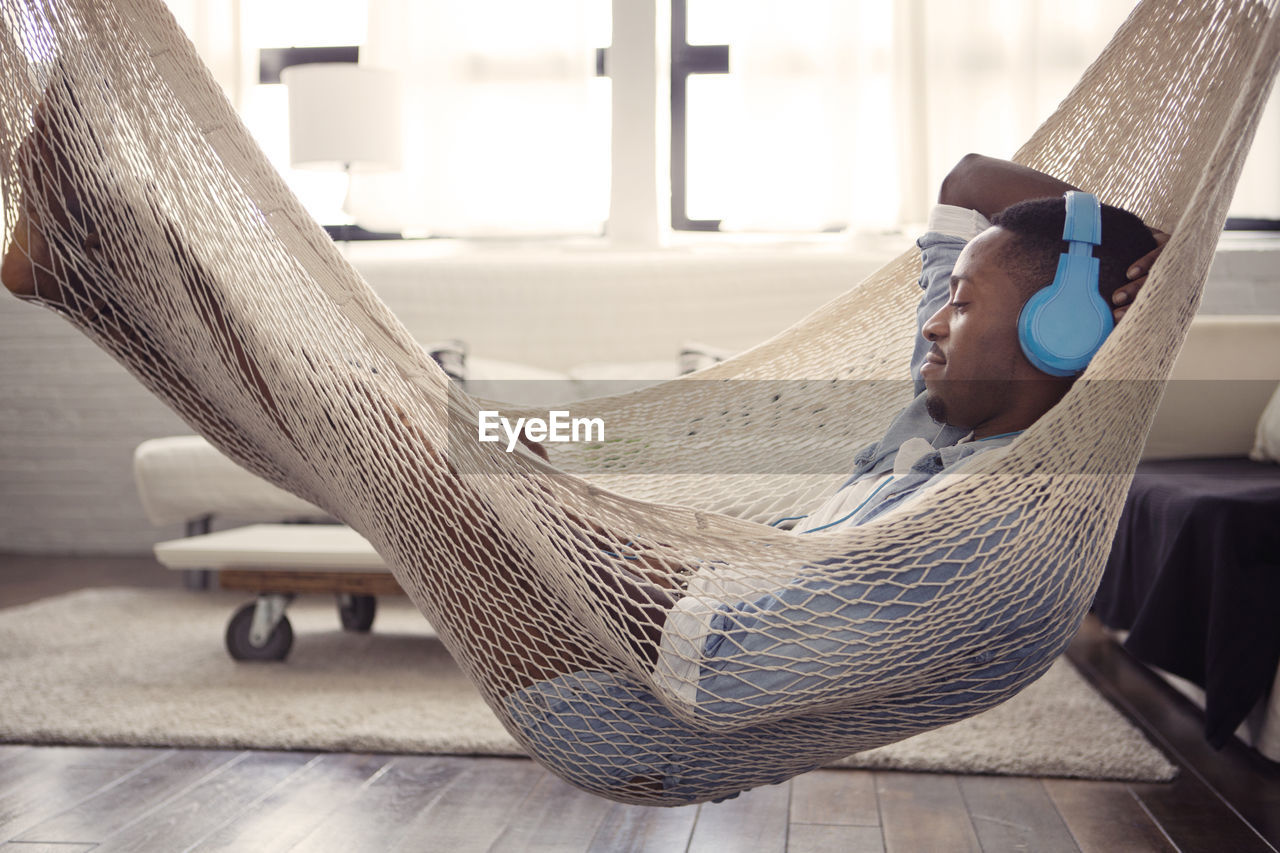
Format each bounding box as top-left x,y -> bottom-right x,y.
2,0 -> 1278,806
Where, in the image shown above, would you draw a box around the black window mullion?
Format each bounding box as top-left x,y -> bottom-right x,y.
670,0 -> 729,231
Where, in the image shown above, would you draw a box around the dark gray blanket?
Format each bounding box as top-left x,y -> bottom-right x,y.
1093,457 -> 1280,747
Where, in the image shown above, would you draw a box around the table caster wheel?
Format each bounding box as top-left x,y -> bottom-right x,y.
226,601 -> 293,661
338,594 -> 377,632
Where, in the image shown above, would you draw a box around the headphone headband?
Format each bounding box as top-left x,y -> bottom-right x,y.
1063,190 -> 1102,246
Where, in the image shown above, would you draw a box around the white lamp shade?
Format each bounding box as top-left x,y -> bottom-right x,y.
282,63 -> 402,172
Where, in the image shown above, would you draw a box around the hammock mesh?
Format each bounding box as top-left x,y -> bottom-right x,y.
2,0 -> 1278,805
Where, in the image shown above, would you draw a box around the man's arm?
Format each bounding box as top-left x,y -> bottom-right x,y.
938,153 -> 1169,322
938,153 -> 1080,219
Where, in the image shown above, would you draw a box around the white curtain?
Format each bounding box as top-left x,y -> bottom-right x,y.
347,0 -> 609,236
1231,78 -> 1280,221
919,0 -> 1279,225
688,0 -> 1143,233
163,0 -> 241,106
684,3 -> 895,232
919,1 -> 1137,197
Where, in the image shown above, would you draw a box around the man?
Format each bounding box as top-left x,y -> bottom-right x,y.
788,154 -> 1164,533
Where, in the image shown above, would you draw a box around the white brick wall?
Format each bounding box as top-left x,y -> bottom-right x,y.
0,302 -> 190,554
1199,236 -> 1280,314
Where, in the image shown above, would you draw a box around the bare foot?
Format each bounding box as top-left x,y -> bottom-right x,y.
1,81 -> 103,310
0,208 -> 56,299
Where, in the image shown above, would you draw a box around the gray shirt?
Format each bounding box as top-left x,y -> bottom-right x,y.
802,207 -> 1017,529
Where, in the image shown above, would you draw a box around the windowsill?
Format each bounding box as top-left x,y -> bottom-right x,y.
336,224 -> 1280,256
334,227 -> 1280,319
1216,229 -> 1280,249
336,228 -> 914,264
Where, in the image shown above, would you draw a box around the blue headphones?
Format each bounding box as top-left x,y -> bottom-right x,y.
1017,191 -> 1112,377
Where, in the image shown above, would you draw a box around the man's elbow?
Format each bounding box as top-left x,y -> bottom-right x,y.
938,153 -> 987,207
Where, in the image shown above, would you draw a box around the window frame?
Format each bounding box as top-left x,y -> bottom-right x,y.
235,2 -> 1280,242
667,0 -> 728,231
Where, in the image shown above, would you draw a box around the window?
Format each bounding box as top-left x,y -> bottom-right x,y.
670,0 -> 729,230
679,0 -> 895,232
353,0 -> 611,237
167,0 -> 1280,240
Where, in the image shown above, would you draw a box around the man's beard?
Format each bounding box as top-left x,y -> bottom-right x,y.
924,390 -> 947,425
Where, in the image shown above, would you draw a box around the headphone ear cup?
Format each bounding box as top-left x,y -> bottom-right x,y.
1017,253 -> 1112,377
1017,191 -> 1112,377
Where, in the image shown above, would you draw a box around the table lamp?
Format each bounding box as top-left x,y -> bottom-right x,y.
281,62 -> 402,236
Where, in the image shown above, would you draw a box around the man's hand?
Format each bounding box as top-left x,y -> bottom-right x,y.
1110,229 -> 1170,322
518,433 -> 549,460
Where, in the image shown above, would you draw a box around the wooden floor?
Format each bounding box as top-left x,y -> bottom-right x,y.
1,554 -> 1278,853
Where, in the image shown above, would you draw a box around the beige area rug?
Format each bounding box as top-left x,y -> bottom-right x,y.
0,588 -> 1177,781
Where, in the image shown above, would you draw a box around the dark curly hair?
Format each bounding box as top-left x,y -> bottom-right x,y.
990,197 -> 1157,306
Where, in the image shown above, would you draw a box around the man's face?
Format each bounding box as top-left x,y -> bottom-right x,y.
920,227 -> 1063,437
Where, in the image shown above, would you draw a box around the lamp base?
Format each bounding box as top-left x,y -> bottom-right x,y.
322,224 -> 404,242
